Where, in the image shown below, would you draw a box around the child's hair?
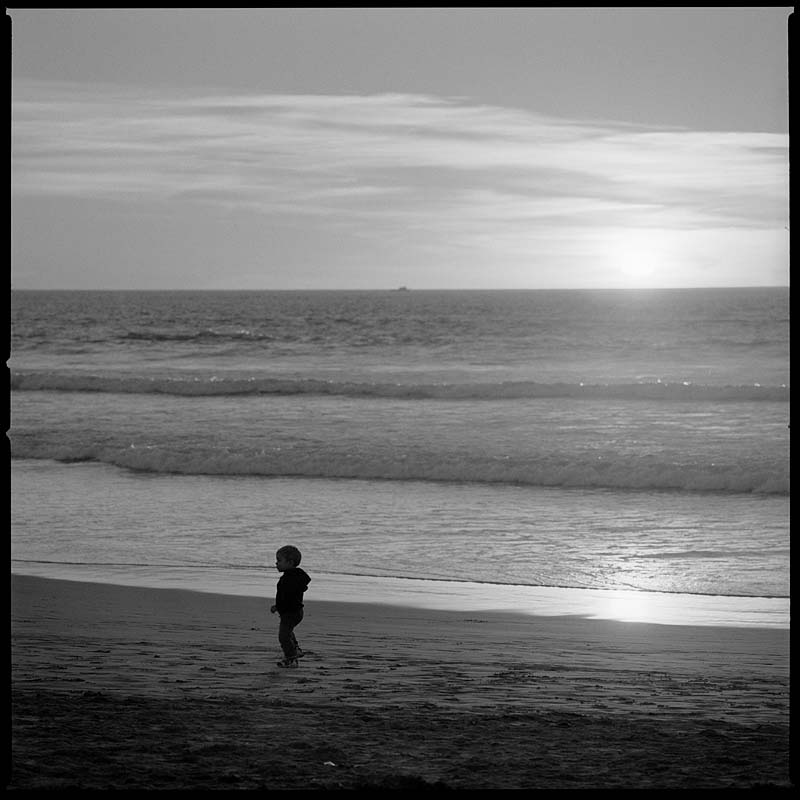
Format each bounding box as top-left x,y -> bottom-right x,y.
276,545 -> 302,566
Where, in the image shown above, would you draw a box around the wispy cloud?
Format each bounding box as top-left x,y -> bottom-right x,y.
12,79 -> 788,256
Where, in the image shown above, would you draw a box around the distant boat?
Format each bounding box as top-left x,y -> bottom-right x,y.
394,286 -> 410,292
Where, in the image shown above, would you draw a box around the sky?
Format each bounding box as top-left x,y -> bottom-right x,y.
9,7 -> 791,290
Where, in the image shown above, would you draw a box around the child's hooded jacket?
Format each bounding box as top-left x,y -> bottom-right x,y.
275,567 -> 311,613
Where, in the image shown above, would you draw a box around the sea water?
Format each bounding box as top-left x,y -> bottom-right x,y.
9,289 -> 789,626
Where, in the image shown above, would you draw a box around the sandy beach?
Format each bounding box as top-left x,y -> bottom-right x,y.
9,574 -> 791,790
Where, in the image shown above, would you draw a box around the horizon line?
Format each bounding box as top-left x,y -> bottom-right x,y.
10,284 -> 788,293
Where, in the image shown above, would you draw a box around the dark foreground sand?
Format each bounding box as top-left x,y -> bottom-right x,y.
9,575 -> 792,790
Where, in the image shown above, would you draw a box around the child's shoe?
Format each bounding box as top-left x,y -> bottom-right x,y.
276,657 -> 298,668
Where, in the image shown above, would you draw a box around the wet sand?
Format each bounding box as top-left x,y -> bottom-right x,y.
9,575 -> 792,790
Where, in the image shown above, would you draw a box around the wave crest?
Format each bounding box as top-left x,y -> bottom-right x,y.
11,442 -> 788,495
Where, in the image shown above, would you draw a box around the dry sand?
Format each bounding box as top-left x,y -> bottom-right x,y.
9,574 -> 792,790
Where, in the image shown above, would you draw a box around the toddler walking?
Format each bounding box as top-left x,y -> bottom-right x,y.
270,545 -> 311,668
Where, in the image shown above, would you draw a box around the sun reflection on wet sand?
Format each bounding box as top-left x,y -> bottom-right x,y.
11,563 -> 788,630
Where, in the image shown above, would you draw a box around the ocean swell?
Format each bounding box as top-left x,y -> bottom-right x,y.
10,371 -> 789,403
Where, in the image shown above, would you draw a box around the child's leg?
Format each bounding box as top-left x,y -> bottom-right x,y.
278,609 -> 304,659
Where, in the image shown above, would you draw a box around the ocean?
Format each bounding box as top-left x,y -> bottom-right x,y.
9,288 -> 789,627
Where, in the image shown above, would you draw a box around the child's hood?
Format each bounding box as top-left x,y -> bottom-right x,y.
284,567 -> 311,588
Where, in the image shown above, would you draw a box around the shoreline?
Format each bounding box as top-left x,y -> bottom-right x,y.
10,574 -> 791,789
10,563 -> 790,630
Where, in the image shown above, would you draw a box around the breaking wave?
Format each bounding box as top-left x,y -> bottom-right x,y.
11,440 -> 788,496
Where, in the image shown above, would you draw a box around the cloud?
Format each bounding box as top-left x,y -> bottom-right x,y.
11,79 -> 788,284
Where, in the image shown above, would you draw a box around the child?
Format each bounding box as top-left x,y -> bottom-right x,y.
269,545 -> 311,668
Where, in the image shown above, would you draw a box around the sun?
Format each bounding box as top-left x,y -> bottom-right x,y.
607,229 -> 671,287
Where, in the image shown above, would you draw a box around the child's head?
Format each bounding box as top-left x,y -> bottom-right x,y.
275,545 -> 302,571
